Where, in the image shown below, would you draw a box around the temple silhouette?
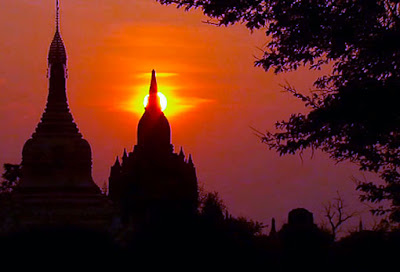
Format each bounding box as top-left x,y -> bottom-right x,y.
4,1 -> 198,231
108,70 -> 198,227
4,4 -> 400,268
11,1 -> 111,228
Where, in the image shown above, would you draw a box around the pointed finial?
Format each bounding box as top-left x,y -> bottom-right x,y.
150,69 -> 158,94
270,217 -> 277,237
179,147 -> 185,158
113,156 -> 120,167
123,148 -> 128,160
56,0 -> 60,31
146,70 -> 161,112
188,154 -> 193,165
48,0 -> 66,65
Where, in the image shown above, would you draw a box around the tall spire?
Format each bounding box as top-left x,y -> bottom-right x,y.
269,217 -> 277,238
146,70 -> 161,112
137,70 -> 172,152
56,0 -> 60,32
48,0 -> 66,65
150,69 -> 158,94
20,0 -> 100,196
33,0 -> 78,138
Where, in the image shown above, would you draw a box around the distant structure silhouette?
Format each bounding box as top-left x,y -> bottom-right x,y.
269,217 -> 277,238
109,70 -> 198,227
12,0 -> 111,228
278,208 -> 332,267
288,208 -> 314,228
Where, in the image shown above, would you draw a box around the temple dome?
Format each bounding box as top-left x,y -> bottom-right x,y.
137,111 -> 171,151
20,136 -> 96,191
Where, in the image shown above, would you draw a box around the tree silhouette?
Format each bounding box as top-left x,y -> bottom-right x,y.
0,164 -> 21,232
322,192 -> 357,240
157,0 -> 400,222
199,191 -> 226,223
1,164 -> 20,194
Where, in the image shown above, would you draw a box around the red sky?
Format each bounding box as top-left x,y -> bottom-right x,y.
0,0 -> 381,233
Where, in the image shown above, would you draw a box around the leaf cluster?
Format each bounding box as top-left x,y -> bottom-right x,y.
157,0 -> 400,221
1,164 -> 20,194
199,191 -> 265,236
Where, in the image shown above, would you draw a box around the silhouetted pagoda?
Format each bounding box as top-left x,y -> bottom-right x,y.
12,1 -> 111,229
109,70 -> 198,226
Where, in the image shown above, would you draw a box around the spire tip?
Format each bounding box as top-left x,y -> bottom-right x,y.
149,69 -> 158,94
56,0 -> 60,31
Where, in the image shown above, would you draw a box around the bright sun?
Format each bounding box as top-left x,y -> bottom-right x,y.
143,92 -> 167,111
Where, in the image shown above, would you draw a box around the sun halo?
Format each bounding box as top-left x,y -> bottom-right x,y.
143,92 -> 167,111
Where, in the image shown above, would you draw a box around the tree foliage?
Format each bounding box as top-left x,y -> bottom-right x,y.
199,191 -> 226,223
199,191 -> 264,236
0,164 -> 20,232
157,0 -> 400,222
1,164 -> 20,194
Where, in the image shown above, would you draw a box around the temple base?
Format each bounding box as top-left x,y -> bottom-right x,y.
9,189 -> 113,231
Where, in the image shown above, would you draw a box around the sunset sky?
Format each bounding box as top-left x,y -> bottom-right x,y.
0,0 -> 381,232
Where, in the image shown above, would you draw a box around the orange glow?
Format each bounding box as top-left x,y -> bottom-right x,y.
143,92 -> 167,111
2,1 -> 370,229
118,72 -> 213,118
